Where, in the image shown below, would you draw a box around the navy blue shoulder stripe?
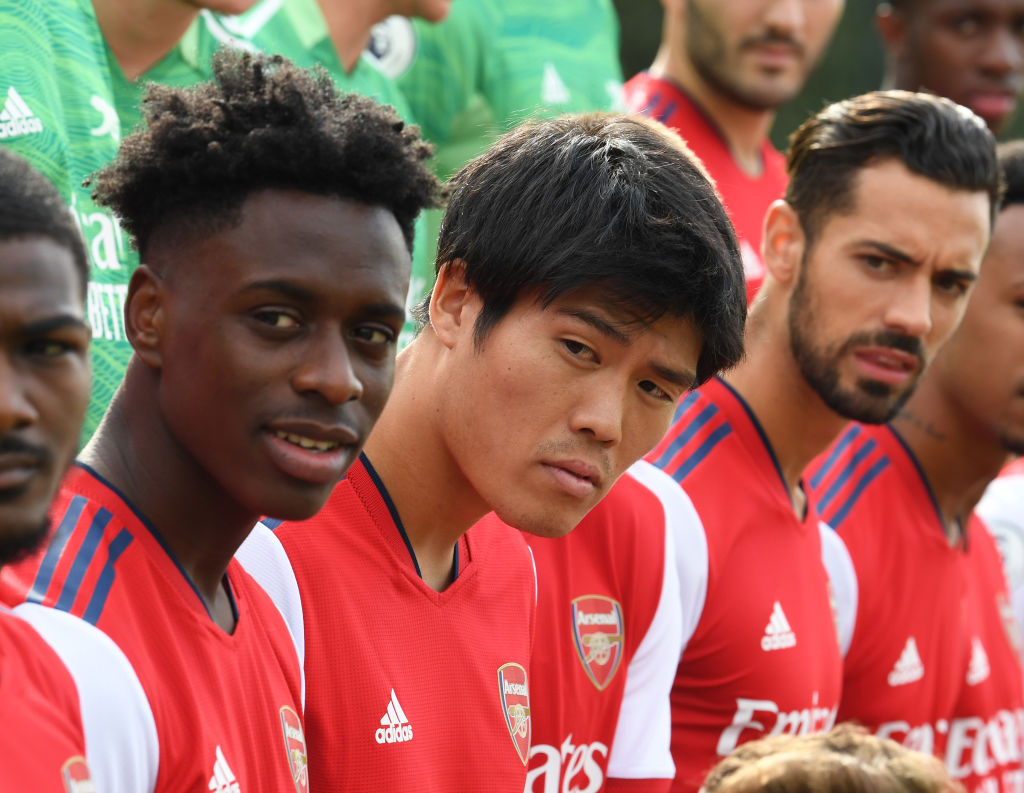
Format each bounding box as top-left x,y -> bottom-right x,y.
81,528 -> 134,625
261,518 -> 284,531
809,425 -> 863,491
669,423 -> 732,484
824,457 -> 891,529
815,438 -> 879,516
650,394 -> 714,470
28,494 -> 88,605
54,507 -> 114,612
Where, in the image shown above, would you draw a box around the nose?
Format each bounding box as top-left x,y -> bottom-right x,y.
0,353 -> 37,434
980,25 -> 1024,77
568,383 -> 624,447
291,333 -> 364,405
882,276 -> 933,341
763,0 -> 804,36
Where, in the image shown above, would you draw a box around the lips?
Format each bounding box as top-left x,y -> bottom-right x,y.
262,420 -> 360,485
853,346 -> 921,386
541,459 -> 603,499
968,91 -> 1019,124
0,452 -> 44,493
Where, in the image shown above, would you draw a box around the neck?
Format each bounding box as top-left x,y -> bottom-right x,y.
724,299 -> 848,513
890,382 -> 1009,539
92,0 -> 200,79
79,364 -> 256,630
649,41 -> 775,175
315,0 -> 383,73
361,338 -> 490,591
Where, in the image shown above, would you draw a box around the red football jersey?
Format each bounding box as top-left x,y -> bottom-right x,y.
0,464 -> 308,793
502,460 -> 690,793
647,378 -> 842,793
237,453 -> 537,793
808,425 -> 1024,792
623,72 -> 787,304
0,607 -> 92,792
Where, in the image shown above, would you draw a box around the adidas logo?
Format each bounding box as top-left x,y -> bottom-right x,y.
375,689 -> 413,744
888,637 -> 925,686
208,745 -> 240,793
966,637 -> 990,686
0,87 -> 43,139
761,601 -> 797,651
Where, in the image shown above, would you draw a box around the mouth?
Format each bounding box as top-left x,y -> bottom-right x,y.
541,459 -> 602,499
272,430 -> 342,453
852,347 -> 920,386
967,90 -> 1019,123
262,423 -> 360,485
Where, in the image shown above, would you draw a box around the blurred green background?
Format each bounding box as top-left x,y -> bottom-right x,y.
611,2 -> 1024,148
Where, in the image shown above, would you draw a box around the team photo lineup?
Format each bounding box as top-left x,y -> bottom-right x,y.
2,1 -> 1024,792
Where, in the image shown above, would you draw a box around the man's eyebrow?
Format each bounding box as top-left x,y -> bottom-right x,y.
858,240 -> 978,284
651,363 -> 696,391
560,308 -> 632,345
19,314 -> 91,336
239,279 -> 317,302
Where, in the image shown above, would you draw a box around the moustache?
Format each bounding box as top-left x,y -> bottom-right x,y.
0,434 -> 52,467
741,31 -> 805,59
842,330 -> 926,367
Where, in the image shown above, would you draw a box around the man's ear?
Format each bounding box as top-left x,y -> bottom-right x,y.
876,4 -> 908,61
762,200 -> 806,287
429,259 -> 480,349
125,264 -> 165,369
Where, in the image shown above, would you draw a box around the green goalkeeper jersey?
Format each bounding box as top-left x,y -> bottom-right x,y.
372,0 -> 625,329
0,0 -> 134,443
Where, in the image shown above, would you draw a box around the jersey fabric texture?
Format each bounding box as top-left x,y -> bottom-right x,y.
977,458 -> 1024,645
808,424 -> 1024,792
493,460 -> 688,793
376,0 -> 625,344
0,464 -> 308,793
623,73 -> 786,305
646,377 -> 842,793
0,0 -> 135,442
236,453 -> 537,793
0,606 -> 92,792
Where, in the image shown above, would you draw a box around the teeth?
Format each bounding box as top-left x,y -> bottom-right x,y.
274,431 -> 339,452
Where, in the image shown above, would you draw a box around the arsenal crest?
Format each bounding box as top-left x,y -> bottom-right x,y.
61,757 -> 93,793
280,706 -> 309,793
571,595 -> 624,690
497,662 -> 531,765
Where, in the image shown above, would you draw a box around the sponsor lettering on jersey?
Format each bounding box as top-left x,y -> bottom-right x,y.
717,693 -> 838,756
571,595 -> 624,690
279,706 -> 309,793
375,689 -> 414,744
877,709 -> 1024,784
526,735 -> 608,793
0,87 -> 43,139
498,662 -> 531,766
61,756 -> 95,793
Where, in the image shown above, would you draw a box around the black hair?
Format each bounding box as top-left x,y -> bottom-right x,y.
0,148 -> 88,295
786,90 -> 1002,243
420,112 -> 746,386
90,48 -> 442,257
998,140 -> 1024,208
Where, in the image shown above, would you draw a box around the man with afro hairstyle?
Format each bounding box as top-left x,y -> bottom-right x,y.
2,48 -> 441,793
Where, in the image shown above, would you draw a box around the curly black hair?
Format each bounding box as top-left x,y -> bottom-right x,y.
90,48 -> 441,257
0,148 -> 88,295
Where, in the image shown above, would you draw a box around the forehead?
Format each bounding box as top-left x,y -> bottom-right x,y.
813,159 -> 990,265
0,236 -> 83,321
979,203 -> 1024,285
160,190 -> 411,302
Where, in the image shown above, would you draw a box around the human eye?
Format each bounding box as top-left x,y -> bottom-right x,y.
948,13 -> 983,37
351,325 -> 397,346
562,338 -> 598,362
861,254 -> 894,273
24,338 -> 74,357
933,272 -> 971,297
253,309 -> 300,329
638,379 -> 674,403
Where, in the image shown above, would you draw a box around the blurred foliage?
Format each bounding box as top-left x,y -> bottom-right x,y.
612,2 -> 1024,148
